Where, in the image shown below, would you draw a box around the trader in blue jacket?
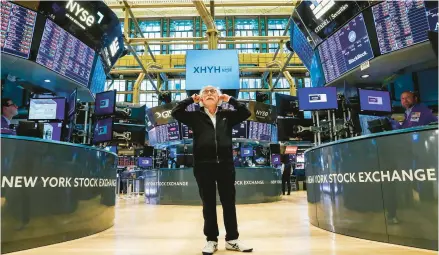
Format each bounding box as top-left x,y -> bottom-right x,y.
393,91 -> 437,129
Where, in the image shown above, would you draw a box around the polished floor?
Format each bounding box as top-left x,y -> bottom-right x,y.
10,192 -> 435,255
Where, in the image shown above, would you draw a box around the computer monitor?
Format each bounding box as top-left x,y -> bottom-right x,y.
16,121 -> 44,138
240,147 -> 253,157
359,89 -> 392,112
113,123 -> 146,145
298,87 -> 338,110
143,146 -> 154,156
93,117 -> 113,144
104,146 -> 118,154
67,89 -> 77,116
296,153 -> 305,163
43,122 -> 62,141
129,105 -> 146,125
138,157 -> 153,168
285,146 -> 298,154
95,90 -> 116,116
367,118 -> 392,133
28,98 -> 66,120
271,154 -> 281,165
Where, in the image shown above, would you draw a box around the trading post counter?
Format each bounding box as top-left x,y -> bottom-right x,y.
1,135 -> 117,254
305,125 -> 438,250
143,167 -> 282,205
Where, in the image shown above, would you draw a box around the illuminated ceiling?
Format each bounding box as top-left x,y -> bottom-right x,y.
105,0 -> 297,18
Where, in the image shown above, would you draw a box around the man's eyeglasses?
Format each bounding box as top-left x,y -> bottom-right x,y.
5,103 -> 17,107
202,89 -> 217,95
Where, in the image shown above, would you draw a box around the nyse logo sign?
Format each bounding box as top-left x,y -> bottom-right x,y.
193,66 -> 233,74
309,94 -> 327,103
256,110 -> 269,118
66,0 -> 104,29
155,110 -> 172,119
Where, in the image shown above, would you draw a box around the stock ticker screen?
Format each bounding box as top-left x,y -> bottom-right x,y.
232,121 -> 247,139
0,1 -> 36,59
36,19 -> 95,87
291,22 -> 313,70
318,13 -> 374,83
156,122 -> 180,143
248,121 -> 272,141
372,0 -> 434,54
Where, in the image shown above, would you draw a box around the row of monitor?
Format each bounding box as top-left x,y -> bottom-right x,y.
292,0 -> 438,85
1,1 -> 110,89
118,156 -> 153,168
148,120 -> 276,145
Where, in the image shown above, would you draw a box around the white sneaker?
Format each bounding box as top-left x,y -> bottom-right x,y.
225,239 -> 253,252
202,241 -> 218,255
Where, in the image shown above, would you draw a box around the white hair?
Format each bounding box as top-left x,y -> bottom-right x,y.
199,85 -> 223,107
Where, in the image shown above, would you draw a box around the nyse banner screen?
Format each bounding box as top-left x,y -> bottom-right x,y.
248,121 -> 272,141
1,2 -> 36,59
318,14 -> 374,83
36,19 -> 95,87
359,89 -> 392,112
372,0 -> 432,54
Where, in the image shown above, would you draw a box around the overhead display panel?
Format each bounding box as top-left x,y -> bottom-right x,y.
294,0 -> 362,46
318,13 -> 374,83
38,1 -> 124,73
1,1 -> 37,59
372,0 -> 432,54
290,21 -> 314,70
248,121 -> 272,141
36,19 -> 95,87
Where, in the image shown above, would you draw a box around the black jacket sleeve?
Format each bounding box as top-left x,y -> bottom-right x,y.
171,97 -> 197,126
226,97 -> 251,126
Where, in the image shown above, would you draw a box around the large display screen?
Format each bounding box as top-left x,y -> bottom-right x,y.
186,50 -> 240,90
372,0 -> 434,54
43,122 -> 62,141
359,89 -> 392,112
248,121 -> 272,141
29,98 -> 66,120
294,1 -> 363,46
89,56 -> 107,94
36,19 -> 95,87
155,122 -> 180,143
291,22 -> 314,70
232,121 -> 247,138
93,117 -> 113,143
138,157 -> 153,168
0,2 -> 36,59
181,123 -> 193,139
318,13 -> 374,83
298,87 -> 338,110
95,90 -> 116,116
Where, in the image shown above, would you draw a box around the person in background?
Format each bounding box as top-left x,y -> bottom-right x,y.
394,91 -> 437,129
281,155 -> 292,195
1,98 -> 18,134
172,85 -> 252,255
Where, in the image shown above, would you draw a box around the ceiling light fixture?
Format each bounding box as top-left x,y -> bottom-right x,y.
44,79 -> 51,82
361,74 -> 369,78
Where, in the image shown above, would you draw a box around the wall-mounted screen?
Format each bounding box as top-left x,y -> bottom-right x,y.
318,13 -> 374,83
0,1 -> 36,59
95,90 -> 116,116
93,117 -> 113,144
372,0 -> 432,55
298,87 -> 338,110
248,121 -> 272,141
36,19 -> 95,87
359,89 -> 392,112
232,121 -> 247,138
138,157 -> 153,168
43,122 -> 62,141
29,98 -> 66,120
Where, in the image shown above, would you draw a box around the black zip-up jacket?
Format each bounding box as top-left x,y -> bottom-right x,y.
171,97 -> 251,164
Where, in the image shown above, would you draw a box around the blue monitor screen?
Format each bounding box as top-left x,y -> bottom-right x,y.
271,154 -> 281,165
240,147 -> 253,157
318,13 -> 374,83
89,56 -> 107,94
303,111 -> 312,119
309,51 -> 325,87
138,157 -> 153,167
359,89 -> 392,112
93,117 -> 113,143
105,146 -> 118,154
298,87 -> 338,110
95,90 -> 116,116
291,22 -> 313,70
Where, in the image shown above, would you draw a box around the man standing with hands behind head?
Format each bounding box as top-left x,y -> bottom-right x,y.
172,85 -> 252,255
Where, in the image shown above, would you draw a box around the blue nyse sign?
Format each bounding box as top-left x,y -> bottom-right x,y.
186,50 -> 240,90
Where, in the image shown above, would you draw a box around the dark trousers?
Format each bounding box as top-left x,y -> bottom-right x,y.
194,162 -> 239,242
282,175 -> 291,195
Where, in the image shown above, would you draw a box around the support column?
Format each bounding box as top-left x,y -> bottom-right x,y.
133,73 -> 145,104
206,29 -> 218,49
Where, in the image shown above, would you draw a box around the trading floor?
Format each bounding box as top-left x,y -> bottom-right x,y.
9,192 -> 434,255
